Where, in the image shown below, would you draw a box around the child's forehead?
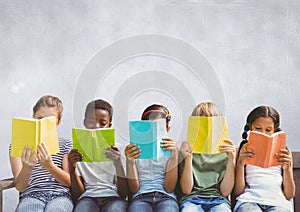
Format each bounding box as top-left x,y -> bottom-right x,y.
85,108 -> 109,118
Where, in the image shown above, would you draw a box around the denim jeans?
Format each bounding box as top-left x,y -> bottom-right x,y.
180,196 -> 231,212
74,196 -> 127,212
16,191 -> 73,212
128,191 -> 179,212
235,202 -> 290,212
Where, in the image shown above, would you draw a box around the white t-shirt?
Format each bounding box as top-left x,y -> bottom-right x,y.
76,161 -> 119,199
234,164 -> 292,211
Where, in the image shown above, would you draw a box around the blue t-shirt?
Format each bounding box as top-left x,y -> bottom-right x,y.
133,156 -> 176,200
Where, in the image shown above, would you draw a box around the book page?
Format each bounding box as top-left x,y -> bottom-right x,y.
245,131 -> 286,168
72,128 -> 115,162
11,118 -> 39,157
187,116 -> 229,154
129,120 -> 157,159
40,116 -> 59,155
129,119 -> 170,159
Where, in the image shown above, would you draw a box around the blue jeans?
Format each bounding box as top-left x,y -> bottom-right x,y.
128,191 -> 179,212
180,196 -> 231,212
74,196 -> 127,212
16,191 -> 73,212
235,202 -> 290,212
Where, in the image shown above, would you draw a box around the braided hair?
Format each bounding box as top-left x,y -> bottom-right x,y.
238,106 -> 281,156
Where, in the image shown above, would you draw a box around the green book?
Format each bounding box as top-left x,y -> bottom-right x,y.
72,128 -> 115,162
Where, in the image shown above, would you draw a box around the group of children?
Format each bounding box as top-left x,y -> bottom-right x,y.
9,95 -> 295,212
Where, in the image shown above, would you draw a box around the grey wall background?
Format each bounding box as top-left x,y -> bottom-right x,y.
1,0 -> 300,211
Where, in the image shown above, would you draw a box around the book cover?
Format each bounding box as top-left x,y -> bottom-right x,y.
11,116 -> 59,157
72,128 -> 115,162
187,116 -> 229,154
245,131 -> 286,168
129,119 -> 171,159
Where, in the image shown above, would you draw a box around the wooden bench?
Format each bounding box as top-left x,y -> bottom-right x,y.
1,152 -> 300,212
0,177 -> 14,212
293,151 -> 300,211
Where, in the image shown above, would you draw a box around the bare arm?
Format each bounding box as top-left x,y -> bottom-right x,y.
163,138 -> 178,193
37,143 -> 71,187
179,141 -> 193,194
105,146 -> 129,197
277,149 -> 295,200
219,140 -> 236,197
68,149 -> 85,200
125,144 -> 141,194
10,146 -> 36,192
234,143 -> 255,196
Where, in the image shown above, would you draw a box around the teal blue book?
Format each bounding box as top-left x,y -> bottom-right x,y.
72,128 -> 115,162
129,119 -> 171,159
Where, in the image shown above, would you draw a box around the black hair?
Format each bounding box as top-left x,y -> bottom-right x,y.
84,99 -> 113,122
141,104 -> 171,126
238,105 -> 281,155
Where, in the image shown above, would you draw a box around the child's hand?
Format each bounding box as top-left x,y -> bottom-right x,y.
276,148 -> 292,170
180,141 -> 192,158
37,143 -> 54,169
219,139 -> 236,161
105,146 -> 122,166
237,143 -> 255,166
161,137 -> 178,155
125,144 -> 141,160
21,145 -> 37,170
68,149 -> 83,170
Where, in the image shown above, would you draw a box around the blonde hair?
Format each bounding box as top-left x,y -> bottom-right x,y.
33,95 -> 63,121
191,102 -> 221,117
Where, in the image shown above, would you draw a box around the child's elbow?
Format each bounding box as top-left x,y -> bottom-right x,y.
181,187 -> 192,195
164,184 -> 176,193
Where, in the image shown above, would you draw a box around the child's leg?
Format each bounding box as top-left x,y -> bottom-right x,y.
128,196 -> 152,212
45,195 -> 73,212
155,196 -> 178,212
180,197 -> 205,212
73,197 -> 99,212
16,196 -> 45,212
208,197 -> 231,212
101,197 -> 127,212
235,202 -> 262,212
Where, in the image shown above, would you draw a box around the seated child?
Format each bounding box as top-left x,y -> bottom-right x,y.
10,95 -> 73,212
125,104 -> 179,212
179,102 -> 236,211
234,105 -> 295,212
68,99 -> 128,212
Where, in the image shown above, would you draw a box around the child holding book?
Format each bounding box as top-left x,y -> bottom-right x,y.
9,95 -> 73,212
234,106 -> 295,212
179,102 -> 236,211
125,104 -> 179,212
68,99 -> 128,212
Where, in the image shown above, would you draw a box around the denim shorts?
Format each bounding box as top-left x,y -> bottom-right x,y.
21,191 -> 72,204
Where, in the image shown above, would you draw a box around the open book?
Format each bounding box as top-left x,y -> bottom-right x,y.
187,116 -> 229,154
129,119 -> 171,159
245,131 -> 286,168
72,128 -> 115,162
10,116 -> 59,157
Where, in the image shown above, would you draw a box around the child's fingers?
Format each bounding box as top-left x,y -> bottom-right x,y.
41,143 -> 50,155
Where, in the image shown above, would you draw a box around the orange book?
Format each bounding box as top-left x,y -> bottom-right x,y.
245,131 -> 286,168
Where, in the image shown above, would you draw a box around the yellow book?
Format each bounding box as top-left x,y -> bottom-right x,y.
187,116 -> 229,154
10,116 -> 60,157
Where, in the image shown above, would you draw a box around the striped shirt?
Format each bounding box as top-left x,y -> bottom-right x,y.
9,138 -> 72,198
